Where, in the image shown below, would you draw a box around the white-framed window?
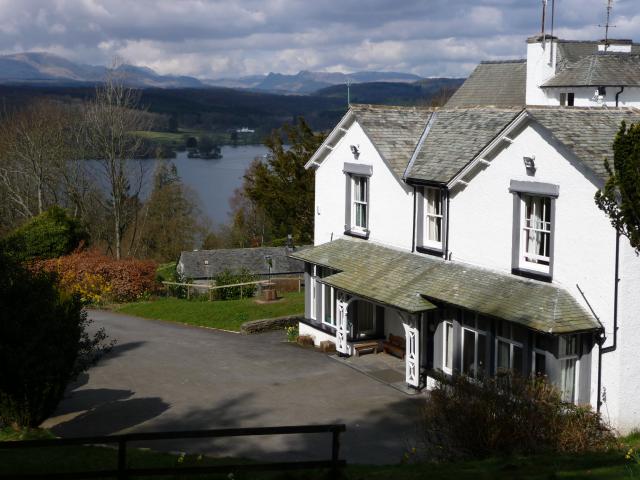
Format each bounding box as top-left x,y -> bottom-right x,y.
442,321 -> 454,374
495,322 -> 524,375
322,284 -> 336,327
460,311 -> 488,378
351,175 -> 368,232
559,335 -> 580,403
532,334 -> 549,377
521,194 -> 553,273
309,265 -> 317,320
424,187 -> 444,248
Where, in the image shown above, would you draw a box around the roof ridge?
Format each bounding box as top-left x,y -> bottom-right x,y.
480,59 -> 526,64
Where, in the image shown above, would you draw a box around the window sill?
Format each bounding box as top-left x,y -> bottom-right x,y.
512,267 -> 552,283
344,229 -> 369,240
416,245 -> 444,257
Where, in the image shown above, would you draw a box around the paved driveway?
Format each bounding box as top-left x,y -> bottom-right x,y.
43,310 -> 423,464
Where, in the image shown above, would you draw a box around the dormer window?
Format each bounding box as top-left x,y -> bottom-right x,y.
559,92 -> 574,106
416,186 -> 447,255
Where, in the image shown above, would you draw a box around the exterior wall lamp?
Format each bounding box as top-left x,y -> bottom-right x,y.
523,155 -> 536,174
350,145 -> 360,159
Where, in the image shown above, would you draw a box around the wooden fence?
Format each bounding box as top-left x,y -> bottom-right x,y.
163,276 -> 303,300
0,424 -> 346,479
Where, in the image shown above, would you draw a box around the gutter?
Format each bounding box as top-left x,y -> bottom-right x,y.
411,186 -> 417,253
597,232 -> 620,413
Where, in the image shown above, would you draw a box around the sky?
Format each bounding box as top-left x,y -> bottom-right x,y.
0,0 -> 639,79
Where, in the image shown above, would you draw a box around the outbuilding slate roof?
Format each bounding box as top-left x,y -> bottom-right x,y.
291,239 -> 599,334
406,108 -> 521,183
445,60 -> 527,108
178,246 -> 306,280
528,107 -> 640,180
349,104 -> 433,178
542,54 -> 640,87
556,40 -> 640,71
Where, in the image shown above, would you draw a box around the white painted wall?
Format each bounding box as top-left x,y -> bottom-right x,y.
533,87 -> 640,107
526,39 -> 557,106
448,121 -> 640,428
606,237 -> 640,431
299,322 -> 336,347
313,121 -> 414,251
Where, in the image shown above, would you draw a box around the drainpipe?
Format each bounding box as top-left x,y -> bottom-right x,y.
615,86 -> 625,107
411,186 -> 417,253
597,232 -> 620,413
445,188 -> 451,260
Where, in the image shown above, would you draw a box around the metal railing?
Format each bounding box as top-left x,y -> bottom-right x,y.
0,424 -> 346,479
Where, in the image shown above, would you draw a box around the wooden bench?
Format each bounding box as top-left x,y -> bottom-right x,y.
353,340 -> 379,357
382,334 -> 406,359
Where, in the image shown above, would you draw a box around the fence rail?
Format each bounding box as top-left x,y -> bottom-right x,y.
163,276 -> 303,300
0,424 -> 346,479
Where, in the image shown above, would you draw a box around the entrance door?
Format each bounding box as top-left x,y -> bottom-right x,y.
335,299 -> 350,355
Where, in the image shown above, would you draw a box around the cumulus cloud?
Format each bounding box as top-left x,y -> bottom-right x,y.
0,0 -> 638,78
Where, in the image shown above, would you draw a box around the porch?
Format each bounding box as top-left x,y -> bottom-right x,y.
291,238 -> 602,404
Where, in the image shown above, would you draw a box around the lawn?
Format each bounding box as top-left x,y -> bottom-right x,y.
1,427 -> 639,480
116,291 -> 305,331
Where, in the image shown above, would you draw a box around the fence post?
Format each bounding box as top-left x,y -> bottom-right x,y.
118,439 -> 127,480
331,427 -> 341,477
187,285 -> 190,300
240,285 -> 243,300
209,287 -> 213,301
298,277 -> 301,292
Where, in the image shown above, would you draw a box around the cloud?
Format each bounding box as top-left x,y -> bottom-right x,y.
0,0 -> 638,78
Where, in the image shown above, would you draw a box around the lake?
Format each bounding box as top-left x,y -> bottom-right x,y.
148,145 -> 268,225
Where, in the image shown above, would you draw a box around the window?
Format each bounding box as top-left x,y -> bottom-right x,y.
532,334 -> 549,377
518,194 -> 553,276
460,312 -> 488,378
323,284 -> 335,327
495,322 -> 524,375
560,92 -> 575,106
559,335 -> 579,402
309,265 -> 317,320
425,188 -> 443,246
443,321 -> 453,374
352,175 -> 368,232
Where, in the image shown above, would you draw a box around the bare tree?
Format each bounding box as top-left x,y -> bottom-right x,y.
84,72 -> 151,259
0,100 -> 70,220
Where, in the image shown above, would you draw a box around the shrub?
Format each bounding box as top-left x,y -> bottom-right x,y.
286,325 -> 299,342
418,372 -> 616,461
213,268 -> 257,300
32,250 -> 158,303
3,206 -> 89,262
0,252 -> 111,429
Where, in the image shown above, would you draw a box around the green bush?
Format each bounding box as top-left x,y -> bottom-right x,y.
0,252 -> 111,429
3,206 -> 89,262
418,372 -> 616,461
213,268 -> 257,300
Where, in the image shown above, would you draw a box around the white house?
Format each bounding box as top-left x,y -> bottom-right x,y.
290,34 -> 640,432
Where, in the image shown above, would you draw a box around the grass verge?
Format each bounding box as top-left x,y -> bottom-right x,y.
116,291 -> 304,331
1,428 -> 639,479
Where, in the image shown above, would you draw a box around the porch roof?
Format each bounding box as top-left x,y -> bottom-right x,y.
290,239 -> 600,334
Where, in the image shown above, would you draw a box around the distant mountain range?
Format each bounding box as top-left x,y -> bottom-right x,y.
0,52 -> 435,94
207,70 -> 424,93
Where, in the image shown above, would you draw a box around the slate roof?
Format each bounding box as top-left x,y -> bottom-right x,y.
291,239 -> 599,334
445,60 -> 527,108
178,246 -> 306,280
349,104 -> 432,178
543,53 -> 640,87
556,40 -> 640,71
528,108 -> 640,180
405,108 -> 522,183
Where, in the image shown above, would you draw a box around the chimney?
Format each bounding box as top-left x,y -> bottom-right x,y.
525,34 -> 558,106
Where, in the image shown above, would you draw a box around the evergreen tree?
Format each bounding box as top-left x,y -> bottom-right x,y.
595,121 -> 640,252
242,117 -> 325,245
